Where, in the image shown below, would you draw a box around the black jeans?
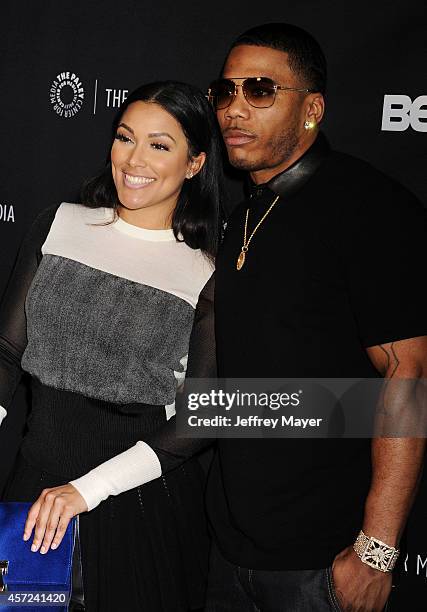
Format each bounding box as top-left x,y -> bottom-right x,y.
205,542 -> 393,612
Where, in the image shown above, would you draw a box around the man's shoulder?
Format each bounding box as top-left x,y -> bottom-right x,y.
317,148 -> 423,217
323,149 -> 400,191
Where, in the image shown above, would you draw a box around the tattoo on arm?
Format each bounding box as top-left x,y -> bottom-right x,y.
377,343 -> 400,416
367,336 -> 427,434
378,343 -> 400,378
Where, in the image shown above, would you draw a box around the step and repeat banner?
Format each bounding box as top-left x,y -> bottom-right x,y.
0,1 -> 426,607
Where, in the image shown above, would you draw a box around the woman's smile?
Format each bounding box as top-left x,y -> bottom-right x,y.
122,171 -> 157,189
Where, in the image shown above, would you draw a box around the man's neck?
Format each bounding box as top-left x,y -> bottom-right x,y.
250,132 -> 318,185
248,131 -> 330,201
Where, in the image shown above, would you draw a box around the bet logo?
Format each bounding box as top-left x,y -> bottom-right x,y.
381,95 -> 427,132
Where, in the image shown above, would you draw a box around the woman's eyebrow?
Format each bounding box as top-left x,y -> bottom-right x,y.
117,122 -> 134,134
148,132 -> 177,143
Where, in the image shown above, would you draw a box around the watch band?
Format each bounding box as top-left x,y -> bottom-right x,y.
353,530 -> 400,573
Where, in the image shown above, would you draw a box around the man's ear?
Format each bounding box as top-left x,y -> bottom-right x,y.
305,92 -> 325,127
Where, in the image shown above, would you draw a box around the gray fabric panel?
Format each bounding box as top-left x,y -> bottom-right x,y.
21,255 -> 195,404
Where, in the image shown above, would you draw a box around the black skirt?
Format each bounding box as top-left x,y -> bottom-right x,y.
2,379 -> 209,612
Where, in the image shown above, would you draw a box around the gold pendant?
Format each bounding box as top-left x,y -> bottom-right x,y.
237,250 -> 246,270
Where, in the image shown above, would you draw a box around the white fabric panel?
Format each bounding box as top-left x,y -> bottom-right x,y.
42,203 -> 213,309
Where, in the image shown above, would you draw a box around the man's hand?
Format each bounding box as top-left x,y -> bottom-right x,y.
23,484 -> 88,554
332,546 -> 392,611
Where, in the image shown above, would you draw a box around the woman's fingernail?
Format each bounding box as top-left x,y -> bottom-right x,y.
23,533 -> 29,541
40,546 -> 46,554
31,544 -> 38,552
51,543 -> 57,550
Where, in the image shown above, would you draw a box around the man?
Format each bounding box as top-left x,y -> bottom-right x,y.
204,23 -> 427,611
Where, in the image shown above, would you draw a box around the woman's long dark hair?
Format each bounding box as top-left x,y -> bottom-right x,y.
81,81 -> 225,258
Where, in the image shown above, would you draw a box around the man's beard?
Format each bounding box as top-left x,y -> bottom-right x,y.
228,125 -> 300,173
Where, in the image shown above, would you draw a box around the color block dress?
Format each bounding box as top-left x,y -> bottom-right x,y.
0,203 -> 215,611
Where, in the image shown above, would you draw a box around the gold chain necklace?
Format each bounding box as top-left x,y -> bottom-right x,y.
236,195 -> 280,270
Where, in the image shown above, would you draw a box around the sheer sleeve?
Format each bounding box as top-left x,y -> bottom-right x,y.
147,272 -> 217,471
0,205 -> 58,424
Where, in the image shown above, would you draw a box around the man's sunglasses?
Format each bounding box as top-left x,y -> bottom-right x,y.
207,77 -> 314,110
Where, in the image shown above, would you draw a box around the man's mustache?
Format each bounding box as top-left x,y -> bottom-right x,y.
221,126 -> 257,138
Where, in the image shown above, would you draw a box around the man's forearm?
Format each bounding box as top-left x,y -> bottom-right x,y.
363,339 -> 427,547
363,437 -> 426,546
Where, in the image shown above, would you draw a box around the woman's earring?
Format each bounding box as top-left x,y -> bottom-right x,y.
304,119 -> 316,130
187,172 -> 194,179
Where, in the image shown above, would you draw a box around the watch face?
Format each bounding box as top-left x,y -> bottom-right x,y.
361,538 -> 396,572
370,544 -> 387,564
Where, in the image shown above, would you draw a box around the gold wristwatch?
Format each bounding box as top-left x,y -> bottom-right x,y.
353,530 -> 400,572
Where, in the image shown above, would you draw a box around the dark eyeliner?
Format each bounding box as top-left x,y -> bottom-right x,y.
115,132 -> 132,143
151,142 -> 170,151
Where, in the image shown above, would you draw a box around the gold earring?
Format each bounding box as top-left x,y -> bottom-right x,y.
304,119 -> 316,130
187,172 -> 193,179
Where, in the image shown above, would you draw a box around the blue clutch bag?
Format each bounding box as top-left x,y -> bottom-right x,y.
0,502 -> 78,611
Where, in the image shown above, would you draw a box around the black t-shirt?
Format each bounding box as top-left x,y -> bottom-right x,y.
206,145 -> 427,570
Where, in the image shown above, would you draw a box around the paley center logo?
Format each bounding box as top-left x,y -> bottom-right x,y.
49,72 -> 129,117
382,94 -> 427,132
49,71 -> 85,118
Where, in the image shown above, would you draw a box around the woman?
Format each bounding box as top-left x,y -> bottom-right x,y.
0,81 -> 222,611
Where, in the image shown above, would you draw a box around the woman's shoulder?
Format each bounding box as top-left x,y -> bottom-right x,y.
22,203 -> 63,251
39,203 -> 113,258
53,202 -> 112,224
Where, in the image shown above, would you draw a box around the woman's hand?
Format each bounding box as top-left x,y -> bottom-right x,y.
23,484 -> 88,554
